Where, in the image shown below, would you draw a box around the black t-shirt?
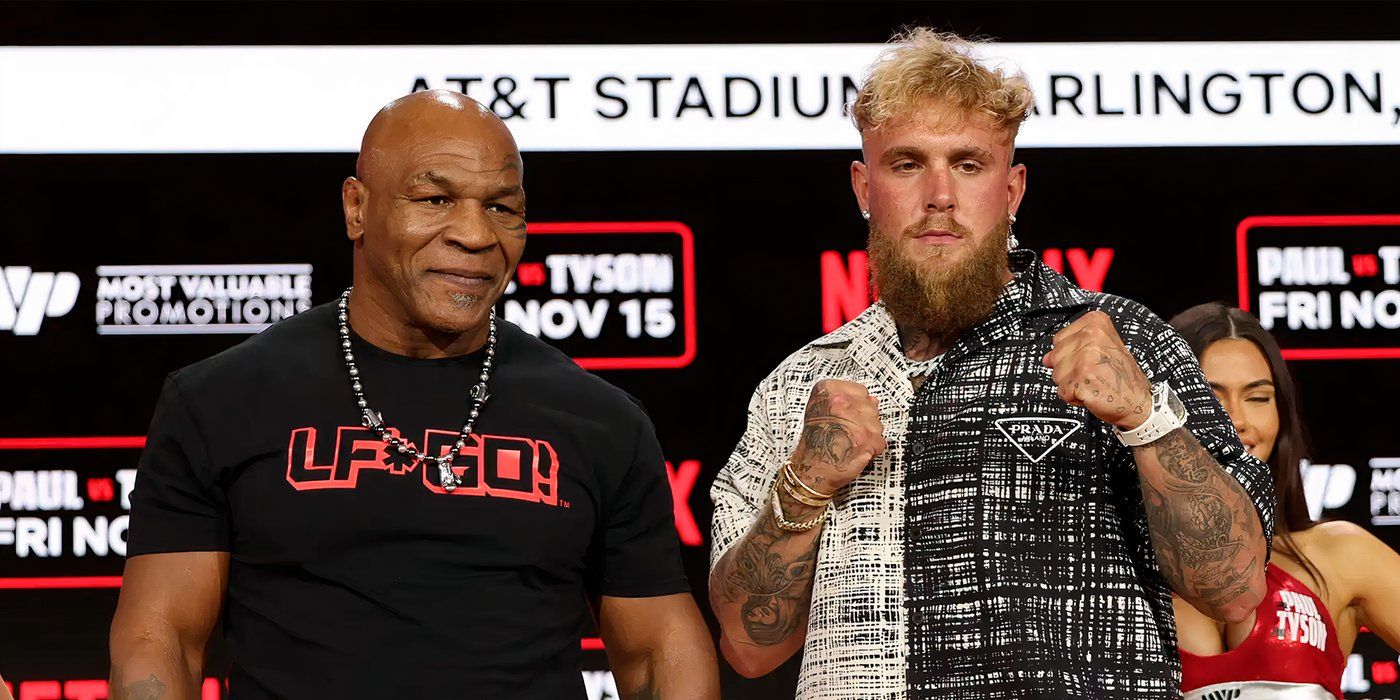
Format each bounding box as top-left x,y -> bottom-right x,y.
127,302 -> 688,699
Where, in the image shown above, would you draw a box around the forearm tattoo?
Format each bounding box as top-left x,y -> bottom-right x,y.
712,504 -> 820,647
1135,429 -> 1261,610
713,387 -> 852,648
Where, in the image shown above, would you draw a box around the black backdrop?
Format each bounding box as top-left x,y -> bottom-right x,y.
3,2 -> 1400,699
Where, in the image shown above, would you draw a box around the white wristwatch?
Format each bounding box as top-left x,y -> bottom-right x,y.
1114,381 -> 1188,447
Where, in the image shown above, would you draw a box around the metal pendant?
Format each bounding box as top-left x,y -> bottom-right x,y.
339,286 -> 492,495
438,461 -> 458,492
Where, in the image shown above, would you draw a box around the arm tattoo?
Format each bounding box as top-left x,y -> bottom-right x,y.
1095,352 -> 1146,417
113,674 -> 167,700
713,504 -> 820,646
796,386 -> 857,471
1136,429 -> 1260,610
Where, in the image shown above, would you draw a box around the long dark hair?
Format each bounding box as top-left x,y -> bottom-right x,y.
1168,302 -> 1324,591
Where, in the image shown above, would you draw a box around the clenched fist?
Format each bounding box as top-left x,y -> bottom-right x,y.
1042,310 -> 1153,430
789,379 -> 887,495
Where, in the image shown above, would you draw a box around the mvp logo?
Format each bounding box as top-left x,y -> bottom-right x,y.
994,417 -> 1083,463
1301,459 -> 1356,520
0,266 -> 79,335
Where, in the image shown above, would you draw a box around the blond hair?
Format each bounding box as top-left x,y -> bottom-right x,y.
849,28 -> 1035,140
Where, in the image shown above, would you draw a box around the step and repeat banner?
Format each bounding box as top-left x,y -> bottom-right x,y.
2,41 -> 1399,699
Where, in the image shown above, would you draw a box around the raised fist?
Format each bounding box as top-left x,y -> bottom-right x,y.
1042,310 -> 1153,430
788,379 -> 887,495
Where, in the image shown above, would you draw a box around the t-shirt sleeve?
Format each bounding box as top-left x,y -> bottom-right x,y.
126,373 -> 232,556
584,407 -> 689,598
709,377 -> 782,572
1116,307 -> 1277,560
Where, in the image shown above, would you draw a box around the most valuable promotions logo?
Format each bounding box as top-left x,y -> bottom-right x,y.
499,222 -> 696,370
1370,457 -> 1400,526
0,266 -> 80,336
95,264 -> 313,335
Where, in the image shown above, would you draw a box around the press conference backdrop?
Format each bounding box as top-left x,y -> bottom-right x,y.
3,7 -> 1400,699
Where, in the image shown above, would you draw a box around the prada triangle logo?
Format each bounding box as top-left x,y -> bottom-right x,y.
994,417 -> 1083,463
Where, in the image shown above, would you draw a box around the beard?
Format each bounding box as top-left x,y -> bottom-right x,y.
867,215 -> 1010,335
449,291 -> 482,310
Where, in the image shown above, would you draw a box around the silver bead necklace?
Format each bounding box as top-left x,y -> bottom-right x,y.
337,287 -> 495,492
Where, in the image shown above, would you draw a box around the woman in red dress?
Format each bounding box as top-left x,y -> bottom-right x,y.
1169,303 -> 1400,699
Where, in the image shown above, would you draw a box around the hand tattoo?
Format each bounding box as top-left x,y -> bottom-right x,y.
799,387 -> 858,469
1094,351 -> 1147,417
1095,353 -> 1133,391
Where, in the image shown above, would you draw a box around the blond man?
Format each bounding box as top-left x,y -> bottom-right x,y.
709,29 -> 1275,699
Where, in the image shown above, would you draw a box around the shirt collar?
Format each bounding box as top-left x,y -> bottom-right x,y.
1016,249 -> 1092,313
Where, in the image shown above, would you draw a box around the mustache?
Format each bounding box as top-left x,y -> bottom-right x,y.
900,216 -> 974,240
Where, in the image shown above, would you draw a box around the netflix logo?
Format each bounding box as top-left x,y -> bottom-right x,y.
819,247 -> 1116,332
666,460 -> 703,547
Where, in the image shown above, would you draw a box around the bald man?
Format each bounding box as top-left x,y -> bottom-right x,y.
109,91 -> 718,700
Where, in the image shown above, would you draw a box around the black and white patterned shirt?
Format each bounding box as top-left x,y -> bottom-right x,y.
711,250 -> 1274,699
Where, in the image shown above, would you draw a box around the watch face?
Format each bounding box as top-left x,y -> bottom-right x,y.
1165,385 -> 1187,421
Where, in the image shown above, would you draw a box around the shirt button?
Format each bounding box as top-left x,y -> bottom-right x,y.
908,439 -> 926,456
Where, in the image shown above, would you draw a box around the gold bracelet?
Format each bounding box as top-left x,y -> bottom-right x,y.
783,460 -> 835,499
780,471 -> 831,508
770,482 -> 828,532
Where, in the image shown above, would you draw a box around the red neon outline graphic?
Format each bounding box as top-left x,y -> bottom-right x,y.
0,575 -> 123,589
0,435 -> 607,650
285,426 -> 401,490
417,430 -> 561,504
0,436 -> 146,450
522,221 -> 697,370
1237,214 -> 1400,361
0,436 -> 144,590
